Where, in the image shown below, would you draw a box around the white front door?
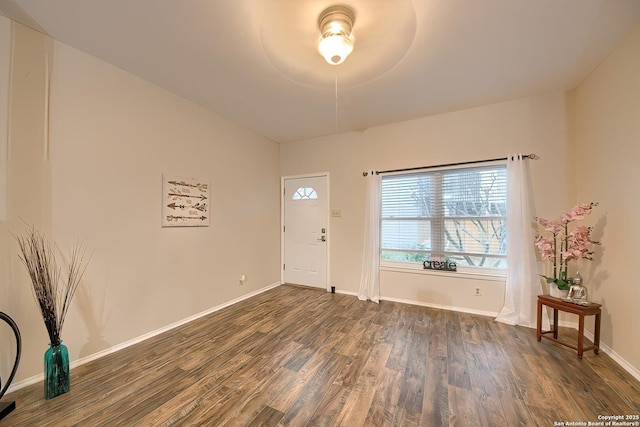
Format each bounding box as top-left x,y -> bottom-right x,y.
282,175 -> 328,289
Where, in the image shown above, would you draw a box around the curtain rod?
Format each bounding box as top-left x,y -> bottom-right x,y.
362,153 -> 538,176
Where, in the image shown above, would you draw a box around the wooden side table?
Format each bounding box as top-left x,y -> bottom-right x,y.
536,294 -> 602,359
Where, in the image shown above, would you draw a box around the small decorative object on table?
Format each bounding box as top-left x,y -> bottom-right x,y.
534,203 -> 600,296
565,272 -> 588,303
15,226 -> 89,399
550,282 -> 569,299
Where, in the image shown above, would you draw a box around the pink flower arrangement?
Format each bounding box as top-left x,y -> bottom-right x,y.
534,203 -> 600,290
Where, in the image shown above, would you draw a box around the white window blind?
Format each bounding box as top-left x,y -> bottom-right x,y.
380,164 -> 508,270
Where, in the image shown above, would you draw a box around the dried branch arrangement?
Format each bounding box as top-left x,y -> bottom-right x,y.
15,227 -> 90,346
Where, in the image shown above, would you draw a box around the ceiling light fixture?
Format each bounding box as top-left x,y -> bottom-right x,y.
317,5 -> 355,65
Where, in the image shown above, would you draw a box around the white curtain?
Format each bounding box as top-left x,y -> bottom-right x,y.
358,172 -> 381,303
496,154 -> 549,329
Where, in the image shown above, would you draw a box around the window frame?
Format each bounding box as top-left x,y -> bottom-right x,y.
379,161 -> 508,277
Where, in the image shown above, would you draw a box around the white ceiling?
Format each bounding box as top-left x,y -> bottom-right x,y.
2,0 -> 640,143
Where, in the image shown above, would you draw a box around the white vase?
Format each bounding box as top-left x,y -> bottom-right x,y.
550,283 -> 569,298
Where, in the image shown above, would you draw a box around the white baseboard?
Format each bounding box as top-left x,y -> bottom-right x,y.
354,291 -> 640,382
337,289 -> 499,318
379,295 -> 499,318
10,282 -> 639,393
334,289 -> 357,297
7,281 -> 282,394
582,329 -> 640,382
544,320 -> 640,382
339,290 -> 498,317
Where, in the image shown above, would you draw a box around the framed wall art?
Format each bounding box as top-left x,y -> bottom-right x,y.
162,174 -> 210,227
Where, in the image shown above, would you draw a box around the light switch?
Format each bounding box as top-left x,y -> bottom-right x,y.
331,209 -> 342,217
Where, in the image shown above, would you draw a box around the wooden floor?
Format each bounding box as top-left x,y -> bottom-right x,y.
2,285 -> 639,426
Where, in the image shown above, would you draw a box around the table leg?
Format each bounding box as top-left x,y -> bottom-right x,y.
536,300 -> 543,341
577,314 -> 585,359
553,308 -> 558,339
594,311 -> 601,355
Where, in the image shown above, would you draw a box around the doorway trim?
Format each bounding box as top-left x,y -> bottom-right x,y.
281,172 -> 330,291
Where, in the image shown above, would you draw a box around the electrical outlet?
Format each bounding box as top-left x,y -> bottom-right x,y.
475,287 -> 481,296
239,275 -> 246,285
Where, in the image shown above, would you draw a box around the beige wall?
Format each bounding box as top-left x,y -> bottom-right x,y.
1,22 -> 281,385
0,17 -> 10,323
0,20 -> 54,388
3,15 -> 638,388
281,26 -> 640,376
0,16 -> 8,221
281,92 -> 571,313
571,24 -> 640,373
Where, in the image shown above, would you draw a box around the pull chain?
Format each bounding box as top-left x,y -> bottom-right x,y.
334,73 -> 338,134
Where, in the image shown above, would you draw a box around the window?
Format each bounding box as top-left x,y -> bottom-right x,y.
292,186 -> 318,200
380,164 -> 507,271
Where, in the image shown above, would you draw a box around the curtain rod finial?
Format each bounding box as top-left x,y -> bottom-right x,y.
528,153 -> 539,160
363,172 -> 369,177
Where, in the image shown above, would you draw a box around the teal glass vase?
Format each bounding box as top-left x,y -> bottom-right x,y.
44,341 -> 70,399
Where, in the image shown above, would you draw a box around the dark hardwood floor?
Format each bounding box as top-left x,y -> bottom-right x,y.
2,284 -> 639,426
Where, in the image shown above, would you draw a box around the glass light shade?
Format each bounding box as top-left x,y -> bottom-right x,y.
318,34 -> 354,65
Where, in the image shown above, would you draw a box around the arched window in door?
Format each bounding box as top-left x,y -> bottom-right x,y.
292,186 -> 318,200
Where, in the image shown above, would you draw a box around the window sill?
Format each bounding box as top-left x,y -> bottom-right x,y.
380,262 -> 506,282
